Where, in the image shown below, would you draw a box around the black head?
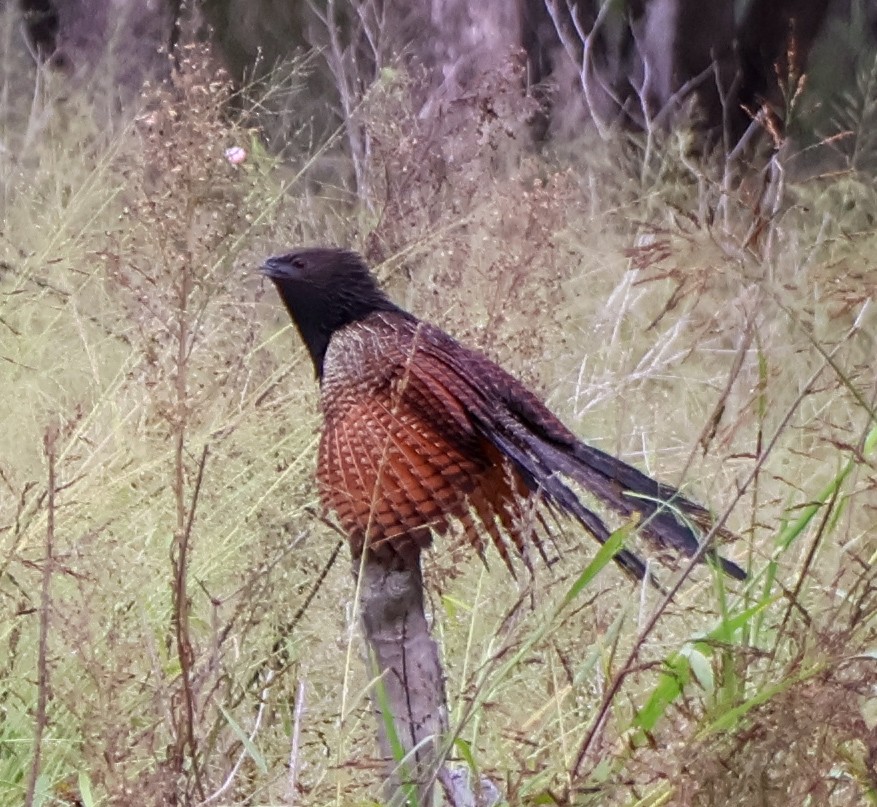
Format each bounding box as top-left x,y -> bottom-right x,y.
260,247 -> 401,378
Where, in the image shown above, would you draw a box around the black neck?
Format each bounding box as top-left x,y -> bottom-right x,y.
274,283 -> 401,379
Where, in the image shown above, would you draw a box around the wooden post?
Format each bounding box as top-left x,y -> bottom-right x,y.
357,551 -> 447,805
357,548 -> 501,806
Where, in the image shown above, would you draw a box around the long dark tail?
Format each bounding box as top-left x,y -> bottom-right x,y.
482,426 -> 649,579
547,439 -> 746,581
475,401 -> 747,582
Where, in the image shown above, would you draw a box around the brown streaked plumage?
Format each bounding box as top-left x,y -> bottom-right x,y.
261,247 -> 746,581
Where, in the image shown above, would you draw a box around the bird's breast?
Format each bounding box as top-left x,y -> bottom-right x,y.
320,316 -> 404,412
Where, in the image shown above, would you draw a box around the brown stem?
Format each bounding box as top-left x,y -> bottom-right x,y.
24,427 -> 57,807
172,443 -> 210,799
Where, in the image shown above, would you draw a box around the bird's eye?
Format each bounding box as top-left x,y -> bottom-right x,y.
290,256 -> 306,270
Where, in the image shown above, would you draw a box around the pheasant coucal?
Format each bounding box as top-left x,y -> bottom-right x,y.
260,247 -> 746,582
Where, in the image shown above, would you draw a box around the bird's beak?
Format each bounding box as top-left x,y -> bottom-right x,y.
259,256 -> 284,279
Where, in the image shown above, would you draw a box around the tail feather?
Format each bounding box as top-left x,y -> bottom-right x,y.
569,441 -> 747,580
473,399 -> 746,582
711,552 -> 748,581
484,428 -> 649,580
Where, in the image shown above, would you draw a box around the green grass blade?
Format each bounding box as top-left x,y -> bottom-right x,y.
561,523 -> 632,609
371,666 -> 419,807
218,703 -> 268,774
635,598 -> 774,733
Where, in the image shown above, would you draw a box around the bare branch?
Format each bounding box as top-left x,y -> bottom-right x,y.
544,0 -> 620,139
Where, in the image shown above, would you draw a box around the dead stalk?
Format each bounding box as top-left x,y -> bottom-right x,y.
172,443 -> 210,798
24,426 -> 57,807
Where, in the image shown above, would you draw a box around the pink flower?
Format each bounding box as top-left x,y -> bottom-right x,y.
225,147 -> 247,165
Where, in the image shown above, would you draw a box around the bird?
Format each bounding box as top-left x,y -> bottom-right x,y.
260,247 -> 746,582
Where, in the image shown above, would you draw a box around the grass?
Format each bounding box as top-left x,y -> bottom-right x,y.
1,31 -> 876,807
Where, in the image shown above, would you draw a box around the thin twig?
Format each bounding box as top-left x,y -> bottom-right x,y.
244,535 -> 343,698
24,427 -> 57,807
772,340 -> 877,654
197,670 -> 274,806
172,444 -> 210,799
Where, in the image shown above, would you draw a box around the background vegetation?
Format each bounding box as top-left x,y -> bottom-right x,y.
1,2 -> 876,806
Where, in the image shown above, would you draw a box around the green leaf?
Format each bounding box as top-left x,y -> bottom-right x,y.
636,599 -> 774,733
454,737 -> 477,771
442,594 -> 471,619
218,703 -> 268,773
864,423 -> 877,456
562,522 -> 633,608
78,771 -> 96,807
635,654 -> 692,732
684,646 -> 714,693
33,773 -> 51,807
701,598 -> 775,645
